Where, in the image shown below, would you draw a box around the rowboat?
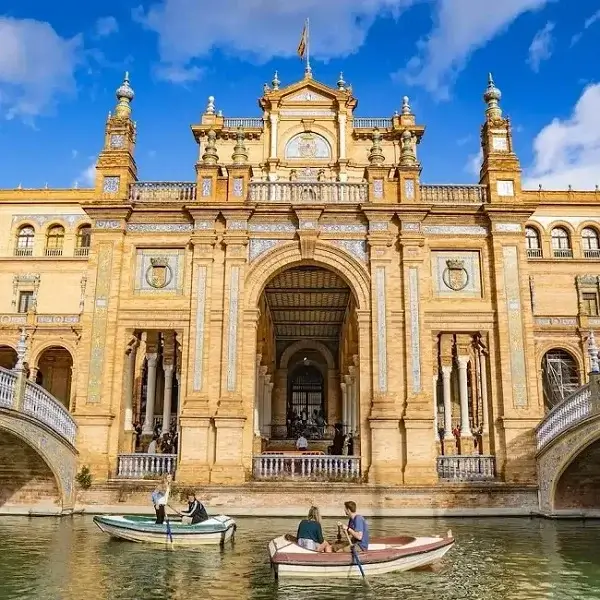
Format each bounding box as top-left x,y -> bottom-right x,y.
268,530 -> 454,578
93,514 -> 236,546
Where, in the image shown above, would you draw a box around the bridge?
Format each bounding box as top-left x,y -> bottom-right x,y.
0,365 -> 77,513
536,369 -> 600,516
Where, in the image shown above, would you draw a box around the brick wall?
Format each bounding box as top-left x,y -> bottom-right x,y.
554,439 -> 600,510
0,431 -> 59,506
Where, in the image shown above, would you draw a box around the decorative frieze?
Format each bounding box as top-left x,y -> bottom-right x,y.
126,223 -> 193,233
226,266 -> 240,392
322,223 -> 367,233
280,109 -> 335,117
375,266 -> 388,392
423,225 -> 487,236
331,240 -> 368,262
194,220 -> 214,230
36,315 -> 80,325
408,267 -> 421,393
577,274 -> 598,286
227,220 -> 247,230
401,222 -> 420,232
95,220 -> 121,230
249,239 -> 283,261
248,222 -> 296,233
11,214 -> 87,227
12,273 -> 40,309
494,223 -> 522,233
193,266 -> 207,391
502,245 -> 528,407
0,315 -> 27,326
535,317 -> 578,327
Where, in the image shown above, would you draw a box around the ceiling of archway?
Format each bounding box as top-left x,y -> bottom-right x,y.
265,266 -> 350,340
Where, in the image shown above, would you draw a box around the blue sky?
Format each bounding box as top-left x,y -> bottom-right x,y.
0,0 -> 599,190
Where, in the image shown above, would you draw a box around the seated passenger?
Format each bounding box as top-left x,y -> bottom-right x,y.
176,492 -> 209,525
296,506 -> 332,553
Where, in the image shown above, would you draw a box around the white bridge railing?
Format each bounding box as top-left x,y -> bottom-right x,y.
536,384 -> 593,451
249,181 -> 368,204
0,366 -> 76,446
437,455 -> 496,481
253,454 -> 361,481
117,453 -> 178,479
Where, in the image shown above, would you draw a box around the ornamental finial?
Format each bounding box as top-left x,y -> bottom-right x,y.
399,129 -> 417,166
402,96 -> 411,115
231,127 -> 249,165
337,72 -> 346,91
272,71 -> 280,91
483,72 -> 502,119
115,72 -> 134,118
205,95 -> 215,116
14,328 -> 28,372
368,129 -> 385,166
202,129 -> 219,165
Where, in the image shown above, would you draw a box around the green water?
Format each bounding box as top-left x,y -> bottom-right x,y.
1,516 -> 600,599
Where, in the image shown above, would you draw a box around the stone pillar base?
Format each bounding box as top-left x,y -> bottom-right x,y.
121,431 -> 137,454
210,463 -> 246,484
175,461 -> 211,485
367,465 -> 404,485
252,435 -> 263,455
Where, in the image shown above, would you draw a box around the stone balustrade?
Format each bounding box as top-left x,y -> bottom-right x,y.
421,184 -> 488,204
0,368 -> 16,409
129,182 -> 197,202
248,181 -> 368,204
536,384 -> 594,451
253,454 -> 361,481
22,380 -> 77,445
223,117 -> 263,129
117,453 -> 178,479
352,118 -> 393,129
436,455 -> 496,481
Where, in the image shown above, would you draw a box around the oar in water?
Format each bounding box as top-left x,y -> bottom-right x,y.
344,528 -> 368,582
165,515 -> 174,549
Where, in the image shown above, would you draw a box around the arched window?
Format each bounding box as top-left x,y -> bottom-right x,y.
542,349 -> 580,410
45,225 -> 65,256
75,225 -> 91,256
551,227 -> 572,258
582,227 -> 600,258
525,226 -> 541,258
15,225 -> 35,256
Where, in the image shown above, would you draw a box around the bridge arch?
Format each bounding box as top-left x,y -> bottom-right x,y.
0,345 -> 17,370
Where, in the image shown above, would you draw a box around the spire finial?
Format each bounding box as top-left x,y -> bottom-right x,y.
202,129 -> 219,165
368,129 -> 385,166
402,96 -> 411,116
483,72 -> 502,120
588,331 -> 600,374
337,72 -> 346,91
272,71 -> 280,90
205,96 -> 215,115
232,127 -> 249,165
400,129 -> 417,166
115,72 -> 134,118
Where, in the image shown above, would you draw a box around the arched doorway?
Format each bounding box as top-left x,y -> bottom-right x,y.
0,346 -> 17,370
542,349 -> 580,410
255,264 -> 359,448
36,346 -> 74,410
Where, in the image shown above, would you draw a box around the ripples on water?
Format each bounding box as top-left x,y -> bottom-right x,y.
1,516 -> 600,599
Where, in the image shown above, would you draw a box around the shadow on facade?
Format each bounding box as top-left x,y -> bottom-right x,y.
554,438 -> 600,510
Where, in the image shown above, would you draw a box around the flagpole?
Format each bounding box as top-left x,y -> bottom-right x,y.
305,18 -> 312,76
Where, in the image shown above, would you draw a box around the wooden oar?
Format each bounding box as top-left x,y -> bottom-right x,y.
344,528 -> 368,582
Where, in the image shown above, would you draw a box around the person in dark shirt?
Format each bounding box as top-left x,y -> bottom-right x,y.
333,500 -> 370,552
296,506 -> 332,552
176,493 -> 209,525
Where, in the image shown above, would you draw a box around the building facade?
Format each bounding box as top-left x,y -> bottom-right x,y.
1,69 -> 599,493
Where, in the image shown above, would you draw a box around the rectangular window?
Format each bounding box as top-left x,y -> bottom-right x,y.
582,292 -> 599,316
18,291 -> 34,313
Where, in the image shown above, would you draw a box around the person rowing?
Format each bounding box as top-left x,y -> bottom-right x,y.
151,474 -> 172,525
171,491 -> 209,525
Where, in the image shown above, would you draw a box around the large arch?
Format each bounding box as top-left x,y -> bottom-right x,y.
0,345 -> 17,370
34,345 -> 74,410
280,340 -> 335,370
0,411 -> 77,512
541,348 -> 581,410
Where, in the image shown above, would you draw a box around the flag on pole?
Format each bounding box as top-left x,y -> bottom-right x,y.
297,20 -> 308,59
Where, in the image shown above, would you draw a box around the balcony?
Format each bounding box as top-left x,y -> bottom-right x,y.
527,248 -> 543,258
14,248 -> 33,257
116,453 -> 177,479
584,249 -> 600,259
421,184 -> 488,204
45,248 -> 63,257
74,247 -> 90,257
129,182 -> 197,202
436,455 -> 496,482
253,454 -> 361,481
248,181 -> 368,204
352,118 -> 393,129
553,248 -> 573,258
223,117 -> 263,129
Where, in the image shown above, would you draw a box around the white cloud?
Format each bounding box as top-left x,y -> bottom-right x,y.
523,83 -> 600,191
571,9 -> 600,46
73,161 -> 97,188
95,16 -> 119,38
154,63 -> 204,84
465,148 -> 483,178
527,21 -> 554,72
134,0 -> 417,81
0,17 -> 82,121
402,0 -> 552,96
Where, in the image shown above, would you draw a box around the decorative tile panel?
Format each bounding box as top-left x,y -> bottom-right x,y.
110,134 -> 125,149
127,223 -> 193,233
249,222 -> 296,233
432,251 -> 482,297
233,178 -> 244,197
287,91 -> 330,102
492,136 -> 508,151
409,267 -> 421,393
134,249 -> 185,294
331,240 -> 368,262
195,220 -> 214,230
494,223 -> 522,233
423,225 -> 487,236
36,315 -> 80,325
87,242 -> 113,404
370,222 -> 389,232
102,176 -> 120,193
227,266 -> 240,392
535,317 -> 578,327
322,223 -> 367,233
402,222 -> 420,232
227,220 -> 247,230
375,266 -> 388,392
0,315 -> 27,325
405,179 -> 415,200
95,220 -> 121,230
202,177 -> 212,197
280,109 -> 335,117
497,180 -> 515,197
193,266 -> 207,391
249,239 -> 283,261
502,245 -> 528,408
373,179 -> 384,199
11,214 -> 86,227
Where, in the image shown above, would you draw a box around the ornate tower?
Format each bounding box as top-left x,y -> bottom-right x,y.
478,74 -> 521,203
94,72 -> 138,201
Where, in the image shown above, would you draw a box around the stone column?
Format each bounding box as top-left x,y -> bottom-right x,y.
124,344 -> 137,432
254,355 -> 262,436
432,373 -> 438,441
161,363 -> 174,435
266,380 -> 274,436
479,351 -> 490,434
269,114 -> 278,159
442,365 -> 453,440
256,366 -> 267,436
338,113 -> 347,160
271,369 -> 286,436
457,356 -> 472,437
142,353 -> 158,435
340,381 -> 347,432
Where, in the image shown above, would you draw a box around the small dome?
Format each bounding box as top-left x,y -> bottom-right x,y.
483,72 -> 501,104
116,72 -> 134,102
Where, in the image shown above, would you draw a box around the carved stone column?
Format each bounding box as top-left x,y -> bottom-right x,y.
457,356 -> 472,438
340,381 -> 347,431
124,343 -> 137,432
262,373 -> 272,437
142,353 -> 158,435
271,368 -> 286,437
269,113 -> 278,159
161,363 -> 174,435
442,365 -> 453,441
432,372 -> 439,441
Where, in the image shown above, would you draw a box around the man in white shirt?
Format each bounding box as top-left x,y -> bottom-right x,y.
296,434 -> 308,451
147,436 -> 158,454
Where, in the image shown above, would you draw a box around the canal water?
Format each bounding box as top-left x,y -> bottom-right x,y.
0,515 -> 600,599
